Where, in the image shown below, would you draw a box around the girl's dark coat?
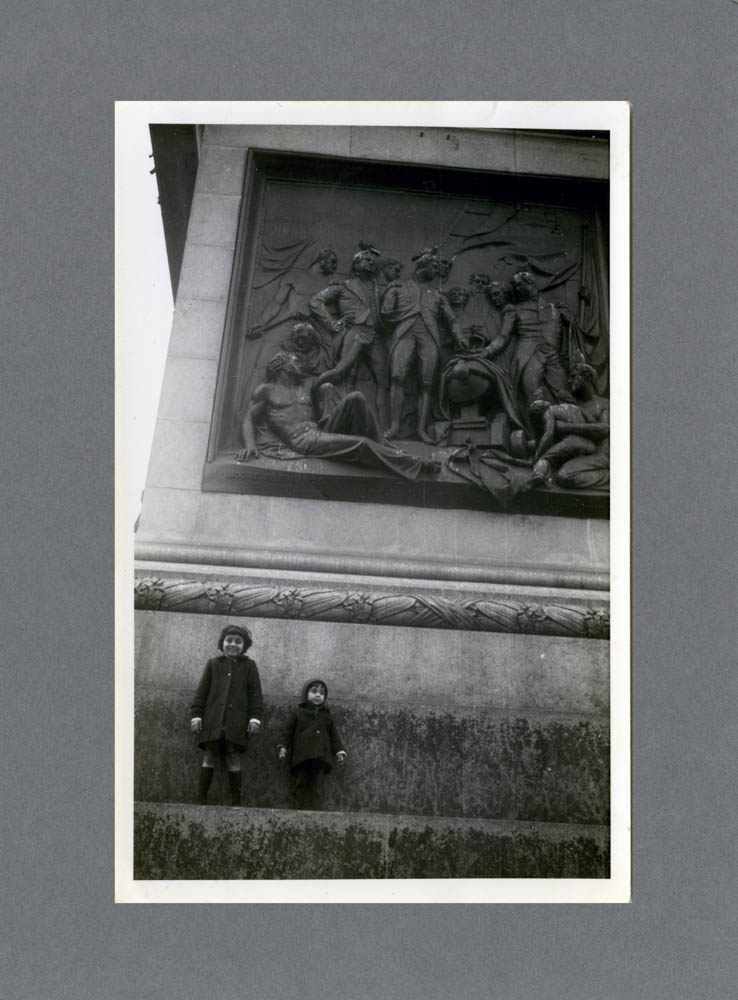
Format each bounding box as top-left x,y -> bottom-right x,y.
279,680 -> 345,774
191,655 -> 263,749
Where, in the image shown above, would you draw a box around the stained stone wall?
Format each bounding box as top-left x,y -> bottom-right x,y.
134,125 -> 611,876
134,610 -> 609,823
134,804 -> 610,880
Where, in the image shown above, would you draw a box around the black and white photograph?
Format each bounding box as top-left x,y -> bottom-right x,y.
116,102 -> 630,902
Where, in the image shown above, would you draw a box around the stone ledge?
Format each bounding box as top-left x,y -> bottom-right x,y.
134,541 -> 609,592
133,802 -> 609,880
199,126 -> 609,182
135,489 -> 610,575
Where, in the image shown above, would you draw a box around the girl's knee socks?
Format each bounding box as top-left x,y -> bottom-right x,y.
197,766 -> 215,804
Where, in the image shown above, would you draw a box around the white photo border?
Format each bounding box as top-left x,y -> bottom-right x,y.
115,100 -> 630,904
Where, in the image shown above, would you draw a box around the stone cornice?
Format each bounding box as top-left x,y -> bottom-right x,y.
134,541 -> 609,593
134,574 -> 609,640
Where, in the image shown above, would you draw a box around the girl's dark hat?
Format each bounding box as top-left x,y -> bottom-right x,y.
217,624 -> 252,651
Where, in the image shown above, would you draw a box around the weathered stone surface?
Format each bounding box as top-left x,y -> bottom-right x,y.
134,490 -> 609,579
133,802 -> 610,880
157,357 -> 219,424
135,692 -> 608,825
177,243 -> 234,303
348,126 -> 517,174
186,193 -> 241,248
134,611 -> 610,713
386,822 -> 610,879
194,145 -> 247,196
135,487 -> 201,542
513,130 -> 608,181
167,298 -> 228,362
146,420 -> 210,491
196,125 -> 608,181
201,125 -> 352,157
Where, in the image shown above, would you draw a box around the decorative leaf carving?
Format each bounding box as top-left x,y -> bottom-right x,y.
134,575 -> 609,639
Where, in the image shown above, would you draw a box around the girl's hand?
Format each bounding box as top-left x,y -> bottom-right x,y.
278,747 -> 287,761
335,751 -> 347,767
190,718 -> 202,734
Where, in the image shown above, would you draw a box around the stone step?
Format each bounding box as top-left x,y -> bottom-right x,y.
133,801 -> 609,880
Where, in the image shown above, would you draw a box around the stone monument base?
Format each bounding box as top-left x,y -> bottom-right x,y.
134,802 -> 610,880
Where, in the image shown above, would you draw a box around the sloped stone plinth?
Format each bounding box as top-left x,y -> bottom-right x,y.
133,802 -> 609,880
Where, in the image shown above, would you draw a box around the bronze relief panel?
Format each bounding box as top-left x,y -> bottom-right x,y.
205,152 -> 609,515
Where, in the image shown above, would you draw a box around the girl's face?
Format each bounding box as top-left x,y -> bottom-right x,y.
222,633 -> 246,657
306,684 -> 326,706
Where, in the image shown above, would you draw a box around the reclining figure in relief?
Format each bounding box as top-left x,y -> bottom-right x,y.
237,349 -> 440,481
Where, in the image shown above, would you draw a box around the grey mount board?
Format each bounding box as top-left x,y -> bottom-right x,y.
3,3 -> 736,1000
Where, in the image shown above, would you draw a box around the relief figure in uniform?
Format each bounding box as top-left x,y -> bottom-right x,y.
465,272 -> 504,344
310,244 -> 390,427
437,256 -> 454,290
482,270 -> 572,434
380,249 -> 465,443
442,286 -> 472,366
378,257 -> 403,287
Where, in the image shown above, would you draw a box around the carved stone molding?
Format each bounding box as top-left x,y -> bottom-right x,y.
134,575 -> 609,640
134,541 -> 610,593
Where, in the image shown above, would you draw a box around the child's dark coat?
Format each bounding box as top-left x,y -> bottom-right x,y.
191,654 -> 263,749
279,678 -> 345,774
